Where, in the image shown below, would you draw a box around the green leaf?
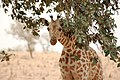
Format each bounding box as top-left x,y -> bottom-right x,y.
19,11 -> 26,15
78,37 -> 82,43
81,5 -> 86,12
32,30 -> 39,36
94,12 -> 98,17
23,26 -> 26,29
104,50 -> 110,56
2,3 -> 5,8
4,8 -> 8,13
117,63 -> 120,67
16,3 -> 21,10
90,57 -> 98,65
110,54 -> 117,62
117,46 -> 120,51
93,57 -> 98,65
98,40 -> 103,45
40,7 -> 44,13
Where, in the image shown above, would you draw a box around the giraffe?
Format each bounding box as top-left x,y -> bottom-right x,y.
41,15 -> 103,80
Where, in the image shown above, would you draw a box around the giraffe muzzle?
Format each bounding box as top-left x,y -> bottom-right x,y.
50,38 -> 57,45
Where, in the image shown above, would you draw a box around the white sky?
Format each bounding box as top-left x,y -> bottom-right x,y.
0,8 -> 20,49
0,5 -> 120,53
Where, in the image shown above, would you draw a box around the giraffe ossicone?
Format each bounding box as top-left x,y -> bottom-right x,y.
41,15 -> 103,80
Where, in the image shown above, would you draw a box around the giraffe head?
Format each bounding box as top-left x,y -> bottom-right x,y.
41,15 -> 63,45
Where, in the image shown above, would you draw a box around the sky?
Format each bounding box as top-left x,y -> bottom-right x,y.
0,4 -> 120,53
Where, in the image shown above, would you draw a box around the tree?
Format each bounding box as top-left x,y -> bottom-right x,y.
7,20 -> 39,58
39,32 -> 51,52
1,0 -> 120,66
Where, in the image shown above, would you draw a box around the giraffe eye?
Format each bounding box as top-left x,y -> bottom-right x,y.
47,28 -> 50,31
58,28 -> 62,31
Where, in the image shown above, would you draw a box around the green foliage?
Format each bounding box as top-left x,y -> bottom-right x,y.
117,63 -> 120,67
1,0 -> 120,66
0,50 -> 14,62
90,57 -> 98,66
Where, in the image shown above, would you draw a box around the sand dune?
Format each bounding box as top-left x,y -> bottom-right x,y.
0,52 -> 120,80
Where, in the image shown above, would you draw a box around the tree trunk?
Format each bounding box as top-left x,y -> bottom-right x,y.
27,43 -> 33,58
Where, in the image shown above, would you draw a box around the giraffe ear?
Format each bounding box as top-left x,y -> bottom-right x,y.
40,18 -> 49,26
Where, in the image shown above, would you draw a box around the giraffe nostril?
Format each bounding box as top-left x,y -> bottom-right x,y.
50,38 -> 57,45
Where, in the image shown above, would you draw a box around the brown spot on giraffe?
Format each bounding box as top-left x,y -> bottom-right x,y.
62,66 -> 69,72
67,48 -> 72,52
77,50 -> 82,58
73,50 -> 76,55
41,15 -> 103,80
61,50 -> 65,56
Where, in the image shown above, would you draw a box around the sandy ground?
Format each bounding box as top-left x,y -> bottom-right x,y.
0,51 -> 120,80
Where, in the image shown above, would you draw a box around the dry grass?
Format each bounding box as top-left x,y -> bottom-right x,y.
0,51 -> 120,80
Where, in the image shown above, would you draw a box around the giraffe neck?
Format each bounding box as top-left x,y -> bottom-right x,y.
58,31 -> 76,49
